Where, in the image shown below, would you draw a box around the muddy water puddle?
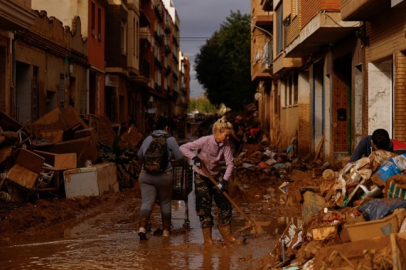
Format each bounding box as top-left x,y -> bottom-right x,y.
0,189 -> 300,269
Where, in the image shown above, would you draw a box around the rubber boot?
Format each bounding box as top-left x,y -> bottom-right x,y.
162,218 -> 171,237
202,227 -> 213,246
138,217 -> 148,241
218,224 -> 236,243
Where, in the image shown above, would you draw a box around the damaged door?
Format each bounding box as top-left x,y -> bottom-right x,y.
16,62 -> 33,124
332,55 -> 352,154
368,60 -> 393,136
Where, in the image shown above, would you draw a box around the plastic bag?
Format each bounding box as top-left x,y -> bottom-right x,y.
357,198 -> 406,221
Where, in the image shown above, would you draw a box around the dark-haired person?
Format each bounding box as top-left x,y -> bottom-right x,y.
136,117 -> 184,240
349,128 -> 406,162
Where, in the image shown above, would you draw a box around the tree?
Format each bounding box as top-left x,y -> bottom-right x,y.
188,96 -> 218,114
195,11 -> 256,111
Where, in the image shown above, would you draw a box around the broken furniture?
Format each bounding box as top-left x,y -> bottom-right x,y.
63,162 -> 119,198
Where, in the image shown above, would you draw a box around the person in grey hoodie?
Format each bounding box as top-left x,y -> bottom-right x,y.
137,117 -> 184,240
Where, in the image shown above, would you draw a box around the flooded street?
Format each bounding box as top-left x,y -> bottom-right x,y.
0,189 -> 281,270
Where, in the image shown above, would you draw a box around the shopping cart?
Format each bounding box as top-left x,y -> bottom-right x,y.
172,159 -> 193,230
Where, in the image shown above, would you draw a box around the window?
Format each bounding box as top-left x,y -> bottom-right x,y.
284,78 -> 288,107
136,21 -> 139,58
91,2 -> 95,36
97,7 -> 102,40
288,76 -> 292,106
133,18 -> 136,56
293,73 -> 298,105
275,4 -> 283,54
121,21 -> 127,54
284,73 -> 299,107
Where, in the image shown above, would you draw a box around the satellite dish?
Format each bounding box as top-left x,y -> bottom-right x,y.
254,92 -> 262,100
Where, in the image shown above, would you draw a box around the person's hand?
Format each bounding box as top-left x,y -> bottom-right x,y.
192,156 -> 201,168
216,179 -> 227,193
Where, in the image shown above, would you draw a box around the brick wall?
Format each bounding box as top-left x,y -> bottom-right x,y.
30,11 -> 69,48
320,0 -> 341,11
301,0 -> 320,28
394,51 -> 406,141
285,15 -> 300,47
366,8 -> 406,62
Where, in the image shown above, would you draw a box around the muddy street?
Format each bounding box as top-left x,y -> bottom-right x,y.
0,187 -> 286,270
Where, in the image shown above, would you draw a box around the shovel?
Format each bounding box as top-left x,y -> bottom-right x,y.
200,163 -> 269,234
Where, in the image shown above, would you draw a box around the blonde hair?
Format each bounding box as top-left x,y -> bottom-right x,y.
212,116 -> 233,133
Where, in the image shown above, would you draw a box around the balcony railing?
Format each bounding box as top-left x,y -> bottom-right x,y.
140,59 -> 150,78
261,41 -> 273,69
154,6 -> 163,22
155,83 -> 163,93
155,32 -> 164,46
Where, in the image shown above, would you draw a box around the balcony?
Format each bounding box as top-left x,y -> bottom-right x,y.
133,59 -> 150,85
155,83 -> 163,94
341,0 -> 389,21
253,13 -> 273,28
154,57 -> 162,69
127,0 -> 139,10
154,6 -> 163,22
272,53 -> 303,75
155,32 -> 164,46
251,43 -> 273,81
285,12 -> 360,58
140,27 -> 152,44
261,0 -> 273,12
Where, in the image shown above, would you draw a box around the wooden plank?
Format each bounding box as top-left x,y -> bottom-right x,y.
313,135 -> 324,161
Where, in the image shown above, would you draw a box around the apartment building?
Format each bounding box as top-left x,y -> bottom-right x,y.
0,0 -> 36,117
14,11 -> 88,124
32,0 -> 108,118
252,0 -> 364,163
2,0 -> 188,132
178,53 -> 190,116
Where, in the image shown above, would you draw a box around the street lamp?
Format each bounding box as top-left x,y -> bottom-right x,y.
241,19 -> 273,38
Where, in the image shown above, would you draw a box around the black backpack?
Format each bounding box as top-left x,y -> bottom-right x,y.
143,134 -> 169,174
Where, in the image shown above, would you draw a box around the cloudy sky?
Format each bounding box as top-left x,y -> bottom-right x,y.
173,0 -> 251,98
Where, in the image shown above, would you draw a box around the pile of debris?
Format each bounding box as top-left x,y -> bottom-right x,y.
0,107 -> 143,203
224,136 -> 406,269
258,147 -> 406,270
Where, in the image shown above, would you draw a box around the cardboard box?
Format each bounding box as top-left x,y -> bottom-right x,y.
63,162 -> 119,198
7,149 -> 45,189
343,208 -> 406,242
34,150 -> 77,170
313,232 -> 406,270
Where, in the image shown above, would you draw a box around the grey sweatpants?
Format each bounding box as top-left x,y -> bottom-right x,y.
138,169 -> 173,229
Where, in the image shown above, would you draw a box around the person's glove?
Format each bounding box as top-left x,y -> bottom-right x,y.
216,179 -> 227,193
192,156 -> 201,168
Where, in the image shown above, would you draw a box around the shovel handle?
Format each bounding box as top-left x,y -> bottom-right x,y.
200,165 -> 254,225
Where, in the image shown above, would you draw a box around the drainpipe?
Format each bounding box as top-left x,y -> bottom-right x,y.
349,88 -> 352,153
87,69 -> 90,115
97,75 -> 100,116
11,32 -> 17,119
